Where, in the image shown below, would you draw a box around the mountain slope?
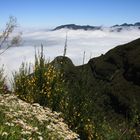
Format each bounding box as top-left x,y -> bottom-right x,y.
52,38 -> 140,118
46,38 -> 140,139
88,38 -> 140,116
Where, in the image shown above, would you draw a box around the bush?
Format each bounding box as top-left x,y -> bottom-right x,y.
0,66 -> 9,94
12,46 -> 66,111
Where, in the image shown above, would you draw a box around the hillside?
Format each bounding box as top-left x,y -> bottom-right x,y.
88,38 -> 140,116
0,94 -> 79,140
52,38 -> 140,118
48,38 -> 140,139
7,38 -> 140,140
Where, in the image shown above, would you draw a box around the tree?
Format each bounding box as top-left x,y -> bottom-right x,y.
11,32 -> 22,46
0,16 -> 22,55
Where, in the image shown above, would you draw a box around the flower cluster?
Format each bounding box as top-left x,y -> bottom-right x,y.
0,94 -> 79,140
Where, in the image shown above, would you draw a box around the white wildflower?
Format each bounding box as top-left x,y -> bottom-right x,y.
46,125 -> 51,129
5,122 -> 14,126
32,127 -> 38,132
24,125 -> 33,131
38,136 -> 43,140
21,131 -> 32,135
36,131 -> 42,135
2,132 -> 8,136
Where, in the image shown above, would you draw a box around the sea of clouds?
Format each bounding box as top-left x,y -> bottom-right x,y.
0,28 -> 140,83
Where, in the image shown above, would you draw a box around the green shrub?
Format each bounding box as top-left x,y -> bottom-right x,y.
12,46 -> 66,111
0,66 -> 8,94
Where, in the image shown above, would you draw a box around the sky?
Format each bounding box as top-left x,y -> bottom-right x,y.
0,0 -> 140,28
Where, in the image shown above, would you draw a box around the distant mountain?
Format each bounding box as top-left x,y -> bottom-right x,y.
134,22 -> 140,26
53,22 -> 140,32
112,22 -> 140,27
110,22 -> 140,32
53,24 -> 102,31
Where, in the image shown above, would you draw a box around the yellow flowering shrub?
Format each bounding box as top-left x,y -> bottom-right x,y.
12,46 -> 66,112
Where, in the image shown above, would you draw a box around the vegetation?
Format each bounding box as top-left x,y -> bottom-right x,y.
12,45 -> 65,110
0,29 -> 140,139
11,40 -> 140,140
0,94 -> 78,140
0,66 -> 9,94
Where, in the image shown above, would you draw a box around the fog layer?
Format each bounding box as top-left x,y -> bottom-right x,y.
0,29 -> 140,80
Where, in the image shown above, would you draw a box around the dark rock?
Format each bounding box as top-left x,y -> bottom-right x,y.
51,56 -> 74,70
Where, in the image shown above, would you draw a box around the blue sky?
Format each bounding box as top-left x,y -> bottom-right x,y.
0,0 -> 140,28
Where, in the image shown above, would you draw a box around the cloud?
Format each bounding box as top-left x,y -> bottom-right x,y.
0,28 -> 140,84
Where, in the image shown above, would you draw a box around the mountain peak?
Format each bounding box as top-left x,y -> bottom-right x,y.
53,22 -> 140,32
53,24 -> 101,31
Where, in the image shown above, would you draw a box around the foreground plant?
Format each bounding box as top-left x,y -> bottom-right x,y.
0,66 -> 9,94
0,94 -> 78,140
12,45 -> 66,111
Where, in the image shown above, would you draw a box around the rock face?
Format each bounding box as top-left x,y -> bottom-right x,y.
0,94 -> 79,140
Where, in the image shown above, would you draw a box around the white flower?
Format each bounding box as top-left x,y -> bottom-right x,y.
38,136 -> 43,140
2,132 -> 8,136
5,122 -> 14,126
36,131 -> 42,135
32,127 -> 38,132
21,131 -> 31,135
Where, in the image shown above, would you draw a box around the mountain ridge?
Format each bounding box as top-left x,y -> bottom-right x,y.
53,22 -> 140,32
53,24 -> 101,31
